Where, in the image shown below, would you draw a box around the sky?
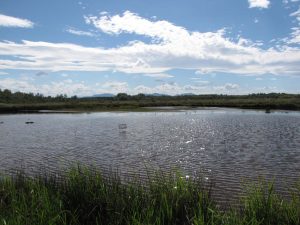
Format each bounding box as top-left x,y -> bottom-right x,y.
0,0 -> 300,96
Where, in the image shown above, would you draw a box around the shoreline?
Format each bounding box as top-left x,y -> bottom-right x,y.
0,105 -> 300,114
1,92 -> 299,114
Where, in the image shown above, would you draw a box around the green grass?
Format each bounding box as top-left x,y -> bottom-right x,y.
1,93 -> 300,113
1,166 -> 299,225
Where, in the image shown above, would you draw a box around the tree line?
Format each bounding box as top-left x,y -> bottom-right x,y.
0,88 -> 299,104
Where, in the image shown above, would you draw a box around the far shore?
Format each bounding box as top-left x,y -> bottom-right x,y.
0,104 -> 299,114
1,92 -> 299,114
0,106 -> 300,115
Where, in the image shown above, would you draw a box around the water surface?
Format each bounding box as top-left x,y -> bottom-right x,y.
1,108 -> 300,203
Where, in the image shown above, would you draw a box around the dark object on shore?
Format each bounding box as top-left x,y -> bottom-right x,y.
265,108 -> 271,113
0,121 -> 3,124
25,121 -> 34,124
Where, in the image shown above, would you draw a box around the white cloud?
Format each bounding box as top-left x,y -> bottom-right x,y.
255,77 -> 263,80
134,85 -> 154,94
66,28 -> 95,37
195,69 -> 213,75
213,83 -> 240,91
85,11 -> 189,43
143,73 -> 174,78
1,11 -> 300,77
287,8 -> 300,44
290,7 -> 300,21
289,27 -> 300,44
257,86 -> 279,92
100,81 -> 129,93
1,76 -> 290,95
0,14 -> 34,28
44,80 -> 91,96
0,71 -> 8,75
248,0 -> 270,9
0,78 -> 91,96
0,78 -> 37,92
134,82 -> 240,95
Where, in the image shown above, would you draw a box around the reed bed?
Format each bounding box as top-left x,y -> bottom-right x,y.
1,166 -> 299,225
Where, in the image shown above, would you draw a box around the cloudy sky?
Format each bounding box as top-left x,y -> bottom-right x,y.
0,0 -> 300,96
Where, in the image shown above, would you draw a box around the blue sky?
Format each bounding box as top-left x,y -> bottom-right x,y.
0,0 -> 300,96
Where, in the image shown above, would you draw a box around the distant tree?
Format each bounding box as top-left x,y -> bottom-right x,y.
136,93 -> 146,100
71,95 -> 78,100
2,89 -> 12,102
116,93 -> 129,101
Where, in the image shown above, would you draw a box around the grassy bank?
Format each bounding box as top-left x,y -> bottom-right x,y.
1,97 -> 300,113
1,90 -> 300,113
1,167 -> 300,225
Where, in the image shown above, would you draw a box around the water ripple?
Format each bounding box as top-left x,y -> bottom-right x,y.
0,109 -> 300,202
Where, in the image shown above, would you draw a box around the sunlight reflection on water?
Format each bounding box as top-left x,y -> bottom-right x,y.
0,108 -> 300,202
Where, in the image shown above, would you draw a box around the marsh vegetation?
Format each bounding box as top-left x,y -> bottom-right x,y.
0,89 -> 300,113
1,166 -> 300,225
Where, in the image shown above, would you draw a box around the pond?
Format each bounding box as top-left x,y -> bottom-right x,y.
1,108 -> 300,203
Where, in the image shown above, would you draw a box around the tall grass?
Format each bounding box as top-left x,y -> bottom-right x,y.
1,166 -> 299,225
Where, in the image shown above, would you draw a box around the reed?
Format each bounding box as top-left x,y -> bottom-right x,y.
1,166 -> 299,225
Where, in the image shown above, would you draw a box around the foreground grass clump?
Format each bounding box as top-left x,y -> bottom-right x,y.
0,167 -> 300,225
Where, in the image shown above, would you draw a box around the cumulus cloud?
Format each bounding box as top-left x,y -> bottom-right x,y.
133,82 -> 240,95
85,11 -> 188,43
0,78 -> 91,96
1,11 -> 300,77
1,76 -> 281,95
0,78 -> 37,92
66,28 -> 95,37
214,83 -> 240,91
143,73 -> 174,78
100,81 -> 129,93
0,14 -> 34,28
248,0 -> 270,9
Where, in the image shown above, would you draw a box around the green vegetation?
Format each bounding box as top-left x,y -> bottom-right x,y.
1,166 -> 300,225
0,89 -> 300,113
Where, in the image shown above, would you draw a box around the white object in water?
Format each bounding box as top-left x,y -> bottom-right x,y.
118,124 -> 127,129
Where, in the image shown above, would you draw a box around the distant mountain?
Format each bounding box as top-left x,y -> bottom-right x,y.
87,93 -> 115,98
94,93 -> 115,97
177,93 -> 196,96
146,93 -> 170,97
84,93 -> 171,98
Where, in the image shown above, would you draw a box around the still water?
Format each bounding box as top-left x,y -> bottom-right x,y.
1,108 -> 300,202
